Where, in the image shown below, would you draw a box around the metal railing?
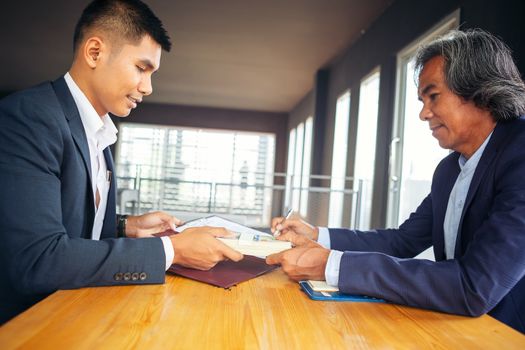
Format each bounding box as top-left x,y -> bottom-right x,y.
116,164 -> 365,228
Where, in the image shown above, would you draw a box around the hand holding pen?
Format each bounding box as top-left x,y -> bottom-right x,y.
273,208 -> 293,237
271,211 -> 320,243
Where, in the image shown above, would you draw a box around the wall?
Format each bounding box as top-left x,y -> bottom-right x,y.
288,90 -> 314,130
289,0 -> 525,227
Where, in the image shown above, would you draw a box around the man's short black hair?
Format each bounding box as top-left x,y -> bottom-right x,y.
73,0 -> 171,53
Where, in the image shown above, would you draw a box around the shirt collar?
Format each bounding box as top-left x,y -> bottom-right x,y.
64,72 -> 118,150
458,131 -> 493,170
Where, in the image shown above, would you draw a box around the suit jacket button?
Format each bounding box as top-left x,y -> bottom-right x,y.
139,272 -> 147,280
124,272 -> 131,281
131,272 -> 139,281
114,272 -> 123,281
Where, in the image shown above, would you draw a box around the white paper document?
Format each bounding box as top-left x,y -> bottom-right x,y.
175,215 -> 291,257
307,280 -> 339,293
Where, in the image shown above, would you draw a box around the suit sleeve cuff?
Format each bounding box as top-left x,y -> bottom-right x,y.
325,250 -> 343,286
160,236 -> 174,271
317,227 -> 331,248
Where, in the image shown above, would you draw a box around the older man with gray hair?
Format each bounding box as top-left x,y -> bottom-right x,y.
267,29 -> 525,333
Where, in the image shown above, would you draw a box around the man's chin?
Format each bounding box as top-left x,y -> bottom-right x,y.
437,140 -> 452,150
111,108 -> 132,117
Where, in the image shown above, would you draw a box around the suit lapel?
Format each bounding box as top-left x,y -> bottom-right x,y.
51,77 -> 93,183
51,76 -> 96,238
101,148 -> 117,239
432,154 -> 460,261
52,77 -> 120,239
454,122 -> 506,256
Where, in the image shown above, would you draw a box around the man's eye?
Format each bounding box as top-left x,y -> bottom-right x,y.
136,66 -> 145,72
429,93 -> 439,101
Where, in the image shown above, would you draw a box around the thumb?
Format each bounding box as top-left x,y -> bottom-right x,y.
288,233 -> 313,247
266,252 -> 282,265
276,219 -> 303,236
220,245 -> 244,262
170,216 -> 183,228
154,213 -> 181,230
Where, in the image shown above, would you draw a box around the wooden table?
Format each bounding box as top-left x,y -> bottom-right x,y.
1,269 -> 524,349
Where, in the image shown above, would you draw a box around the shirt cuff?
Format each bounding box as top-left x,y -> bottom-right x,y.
325,250 -> 343,287
160,236 -> 174,271
317,227 -> 331,249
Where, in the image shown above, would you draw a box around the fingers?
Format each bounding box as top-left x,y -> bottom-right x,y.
270,217 -> 284,233
267,246 -> 329,282
272,218 -> 294,236
204,227 -> 237,238
286,232 -> 315,247
267,250 -> 304,280
170,229 -> 243,270
266,251 -> 283,265
271,218 -> 304,235
275,230 -> 296,242
218,243 -> 244,262
153,211 -> 182,230
130,211 -> 183,237
190,246 -> 242,270
201,239 -> 243,267
200,228 -> 244,261
169,216 -> 183,230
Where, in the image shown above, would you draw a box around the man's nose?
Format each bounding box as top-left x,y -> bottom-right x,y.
419,103 -> 432,121
139,75 -> 153,96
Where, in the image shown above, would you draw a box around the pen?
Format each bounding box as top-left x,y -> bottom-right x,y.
274,208 -> 293,237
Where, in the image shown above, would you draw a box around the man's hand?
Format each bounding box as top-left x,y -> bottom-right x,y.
279,231 -> 321,248
170,226 -> 243,270
271,217 -> 319,242
266,244 -> 330,281
126,211 -> 182,238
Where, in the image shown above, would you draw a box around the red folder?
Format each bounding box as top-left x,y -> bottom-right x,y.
168,255 -> 277,288
155,230 -> 277,288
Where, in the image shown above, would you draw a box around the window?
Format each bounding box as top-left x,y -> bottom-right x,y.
300,117 -> 313,216
292,122 -> 304,211
387,11 -> 459,229
285,116 -> 313,217
353,69 -> 380,230
116,123 -> 275,227
329,90 -> 351,227
284,128 -> 296,211
387,11 -> 459,260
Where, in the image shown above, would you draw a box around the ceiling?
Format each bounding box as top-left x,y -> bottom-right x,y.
0,0 -> 393,112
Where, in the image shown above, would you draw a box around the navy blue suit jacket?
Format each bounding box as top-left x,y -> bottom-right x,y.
328,118 -> 525,333
0,78 -> 166,323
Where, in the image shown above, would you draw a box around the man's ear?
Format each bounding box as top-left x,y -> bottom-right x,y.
83,36 -> 104,69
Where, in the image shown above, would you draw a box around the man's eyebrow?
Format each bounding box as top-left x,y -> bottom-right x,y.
418,83 -> 436,101
138,59 -> 157,71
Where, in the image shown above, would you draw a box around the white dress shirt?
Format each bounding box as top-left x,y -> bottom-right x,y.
317,227 -> 342,286
443,133 -> 492,259
64,73 -> 174,269
64,73 -> 117,240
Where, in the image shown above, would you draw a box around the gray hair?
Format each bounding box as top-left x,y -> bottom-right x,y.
414,29 -> 525,121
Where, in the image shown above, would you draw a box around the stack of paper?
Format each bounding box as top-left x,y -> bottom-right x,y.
175,215 -> 292,257
217,232 -> 291,257
307,280 -> 339,293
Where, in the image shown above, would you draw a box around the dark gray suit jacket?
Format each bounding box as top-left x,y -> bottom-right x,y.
0,77 -> 166,323
329,118 -> 525,333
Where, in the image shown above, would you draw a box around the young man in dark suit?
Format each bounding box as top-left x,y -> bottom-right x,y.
0,0 -> 242,324
267,29 -> 525,333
